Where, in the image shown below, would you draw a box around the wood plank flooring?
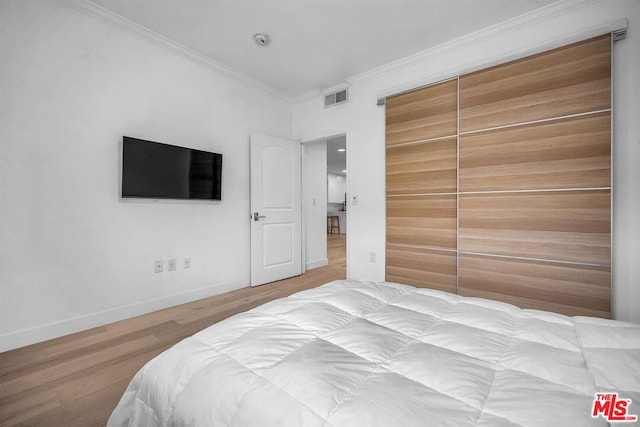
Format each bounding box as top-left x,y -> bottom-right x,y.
0,234 -> 346,426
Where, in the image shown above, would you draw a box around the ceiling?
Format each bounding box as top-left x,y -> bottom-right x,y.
90,0 -> 556,98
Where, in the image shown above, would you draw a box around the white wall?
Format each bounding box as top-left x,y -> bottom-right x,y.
327,173 -> 347,204
293,0 -> 640,323
0,0 -> 292,351
302,141 -> 328,269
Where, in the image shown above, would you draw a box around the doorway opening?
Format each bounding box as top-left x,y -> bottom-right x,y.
302,133 -> 347,280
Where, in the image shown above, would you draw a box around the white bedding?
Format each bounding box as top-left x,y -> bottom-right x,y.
108,280 -> 640,427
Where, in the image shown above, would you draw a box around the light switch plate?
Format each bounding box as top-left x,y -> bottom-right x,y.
154,260 -> 163,273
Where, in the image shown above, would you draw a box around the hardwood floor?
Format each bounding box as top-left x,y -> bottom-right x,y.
0,234 -> 346,426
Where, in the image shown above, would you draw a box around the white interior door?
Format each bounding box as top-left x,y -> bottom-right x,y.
250,132 -> 302,286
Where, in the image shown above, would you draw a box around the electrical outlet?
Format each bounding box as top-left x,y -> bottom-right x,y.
352,194 -> 359,205
168,258 -> 177,271
369,252 -> 376,263
154,260 -> 163,273
184,257 -> 191,269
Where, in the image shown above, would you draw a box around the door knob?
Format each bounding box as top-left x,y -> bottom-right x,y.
253,212 -> 266,221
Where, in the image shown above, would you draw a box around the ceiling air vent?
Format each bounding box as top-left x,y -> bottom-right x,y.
324,88 -> 348,108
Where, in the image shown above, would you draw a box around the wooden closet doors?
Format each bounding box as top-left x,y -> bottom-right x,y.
386,79 -> 458,293
385,34 -> 612,317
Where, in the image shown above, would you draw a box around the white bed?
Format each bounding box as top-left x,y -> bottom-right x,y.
108,280 -> 640,427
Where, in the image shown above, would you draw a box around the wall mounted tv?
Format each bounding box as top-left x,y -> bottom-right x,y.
122,136 -> 222,200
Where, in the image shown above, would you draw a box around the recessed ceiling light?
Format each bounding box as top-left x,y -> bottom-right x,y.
342,170 -> 347,173
254,33 -> 270,46
337,148 -> 346,152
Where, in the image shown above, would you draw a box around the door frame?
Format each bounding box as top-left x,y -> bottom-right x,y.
301,132 -> 349,278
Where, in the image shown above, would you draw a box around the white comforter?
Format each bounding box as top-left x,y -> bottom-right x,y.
108,280 -> 640,427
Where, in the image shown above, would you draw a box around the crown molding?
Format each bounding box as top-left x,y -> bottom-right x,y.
347,0 -> 603,85
292,88 -> 322,104
373,16 -> 626,103
292,80 -> 352,104
322,81 -> 351,95
64,0 -> 293,103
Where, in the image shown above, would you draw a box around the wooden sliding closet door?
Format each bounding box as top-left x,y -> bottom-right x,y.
458,34 -> 611,317
385,79 -> 458,292
385,34 -> 612,318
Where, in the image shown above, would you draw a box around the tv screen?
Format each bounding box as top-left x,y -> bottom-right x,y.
122,136 -> 222,200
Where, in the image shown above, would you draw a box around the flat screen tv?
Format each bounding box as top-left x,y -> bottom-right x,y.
122,136 -> 222,200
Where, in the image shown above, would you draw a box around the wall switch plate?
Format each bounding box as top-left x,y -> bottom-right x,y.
369,252 -> 376,263
154,260 -> 163,273
184,257 -> 191,269
168,258 -> 176,271
352,194 -> 359,205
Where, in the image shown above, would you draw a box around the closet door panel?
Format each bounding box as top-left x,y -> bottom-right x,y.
387,195 -> 457,248
459,190 -> 610,265
386,138 -> 457,195
386,79 -> 457,146
459,112 -> 611,192
385,34 -> 611,317
459,253 -> 610,318
459,34 -> 611,133
386,246 -> 457,293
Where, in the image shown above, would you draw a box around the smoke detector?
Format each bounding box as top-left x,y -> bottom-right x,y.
254,33 -> 270,46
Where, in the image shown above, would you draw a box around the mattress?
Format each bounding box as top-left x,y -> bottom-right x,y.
108,280 -> 640,427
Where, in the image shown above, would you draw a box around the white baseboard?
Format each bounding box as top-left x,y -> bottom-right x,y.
306,258 -> 329,270
0,279 -> 247,353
